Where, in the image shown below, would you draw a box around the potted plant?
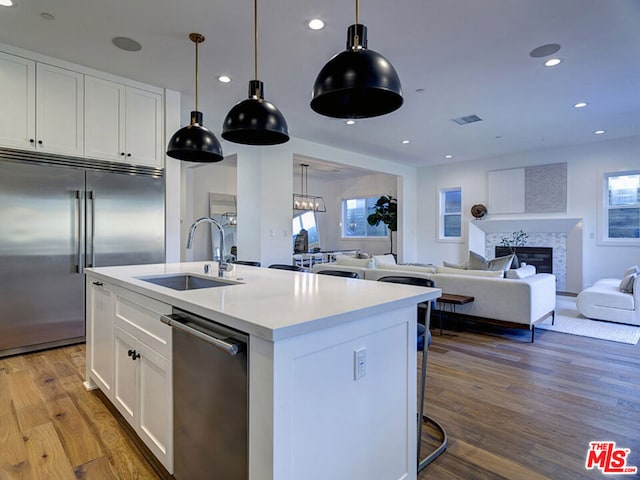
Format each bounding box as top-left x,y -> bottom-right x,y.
499,229 -> 528,268
367,195 -> 398,256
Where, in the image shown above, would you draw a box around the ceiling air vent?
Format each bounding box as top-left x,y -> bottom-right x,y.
450,114 -> 483,125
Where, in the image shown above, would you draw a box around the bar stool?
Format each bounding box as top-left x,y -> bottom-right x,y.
316,270 -> 360,279
377,276 -> 447,471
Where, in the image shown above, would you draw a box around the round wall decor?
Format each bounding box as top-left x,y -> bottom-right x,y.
471,204 -> 487,219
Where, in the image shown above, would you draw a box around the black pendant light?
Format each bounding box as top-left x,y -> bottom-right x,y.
222,0 -> 289,145
310,0 -> 403,119
167,33 -> 224,162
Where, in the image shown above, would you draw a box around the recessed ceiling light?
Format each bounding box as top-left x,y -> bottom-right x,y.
445,154 -> 453,159
0,0 -> 14,6
594,130 -> 606,135
415,88 -> 425,94
401,140 -> 410,144
345,120 -> 356,125
573,102 -> 588,108
308,19 -> 325,30
544,58 -> 562,67
40,12 -> 55,20
112,36 -> 142,52
218,75 -> 231,83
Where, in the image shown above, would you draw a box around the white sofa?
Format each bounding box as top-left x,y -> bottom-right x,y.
576,276 -> 640,326
311,261 -> 557,341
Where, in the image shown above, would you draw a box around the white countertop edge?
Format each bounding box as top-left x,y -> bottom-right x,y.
86,262 -> 442,342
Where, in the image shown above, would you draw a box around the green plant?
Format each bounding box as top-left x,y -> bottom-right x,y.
499,229 -> 529,251
367,195 -> 398,254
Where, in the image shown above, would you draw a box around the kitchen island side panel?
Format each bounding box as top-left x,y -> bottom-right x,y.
249,305 -> 417,480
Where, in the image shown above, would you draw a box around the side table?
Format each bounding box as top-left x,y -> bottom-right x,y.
435,293 -> 475,335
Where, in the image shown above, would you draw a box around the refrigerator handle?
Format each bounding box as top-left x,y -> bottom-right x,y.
75,190 -> 83,274
89,191 -> 96,268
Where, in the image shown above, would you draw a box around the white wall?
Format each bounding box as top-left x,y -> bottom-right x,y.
417,135 -> 640,288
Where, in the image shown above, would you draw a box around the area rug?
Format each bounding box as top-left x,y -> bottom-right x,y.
537,296 -> 640,345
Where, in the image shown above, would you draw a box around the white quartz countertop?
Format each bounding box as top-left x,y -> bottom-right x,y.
86,262 -> 441,341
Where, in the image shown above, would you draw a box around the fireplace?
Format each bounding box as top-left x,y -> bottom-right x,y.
495,246 -> 553,274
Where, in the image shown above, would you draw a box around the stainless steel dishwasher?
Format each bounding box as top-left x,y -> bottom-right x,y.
161,308 -> 248,480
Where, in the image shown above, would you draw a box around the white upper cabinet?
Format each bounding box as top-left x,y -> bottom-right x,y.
36,63 -> 84,156
0,53 -> 83,155
85,75 -> 163,168
0,51 -> 35,150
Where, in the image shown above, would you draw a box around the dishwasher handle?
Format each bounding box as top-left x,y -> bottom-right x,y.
161,314 -> 241,356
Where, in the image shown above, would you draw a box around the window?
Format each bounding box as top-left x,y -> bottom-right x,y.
341,197 -> 388,238
292,211 -> 320,249
439,187 -> 462,241
602,171 -> 640,243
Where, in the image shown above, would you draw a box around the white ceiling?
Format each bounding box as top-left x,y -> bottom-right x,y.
1,0 -> 639,170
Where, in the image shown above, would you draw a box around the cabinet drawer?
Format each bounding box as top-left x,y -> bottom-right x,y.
114,287 -> 172,357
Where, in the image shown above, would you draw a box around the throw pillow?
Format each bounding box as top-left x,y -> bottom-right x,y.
623,265 -> 639,278
443,261 -> 466,269
335,255 -> 371,268
505,264 -> 537,279
382,263 -> 436,274
619,273 -> 637,294
373,254 -> 397,266
467,251 -> 514,272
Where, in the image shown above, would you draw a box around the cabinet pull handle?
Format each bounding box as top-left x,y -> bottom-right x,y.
126,153 -> 131,157
29,138 -> 35,144
120,152 -> 125,156
92,281 -> 103,286
37,140 -> 43,145
128,349 -> 134,357
132,352 -> 140,360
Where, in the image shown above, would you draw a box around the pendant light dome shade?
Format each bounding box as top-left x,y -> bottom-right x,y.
311,24 -> 403,119
166,33 -> 224,163
167,111 -> 224,162
222,80 -> 289,145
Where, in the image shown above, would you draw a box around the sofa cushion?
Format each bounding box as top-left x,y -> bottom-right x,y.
620,273 -> 637,294
623,265 -> 639,277
435,266 -> 504,278
505,264 -> 537,279
467,251 -> 514,272
373,254 -> 397,266
381,263 -> 436,274
335,255 -> 373,268
443,260 -> 467,269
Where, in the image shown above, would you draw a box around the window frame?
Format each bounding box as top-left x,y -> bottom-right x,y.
438,187 -> 463,243
340,196 -> 389,240
599,170 -> 640,246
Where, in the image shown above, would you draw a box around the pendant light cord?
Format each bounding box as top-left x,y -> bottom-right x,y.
254,0 -> 258,81
353,0 -> 360,49
195,39 -> 199,112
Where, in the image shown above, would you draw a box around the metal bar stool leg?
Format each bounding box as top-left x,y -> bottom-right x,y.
417,301 -> 447,472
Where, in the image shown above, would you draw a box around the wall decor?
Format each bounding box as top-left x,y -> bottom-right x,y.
488,162 -> 567,214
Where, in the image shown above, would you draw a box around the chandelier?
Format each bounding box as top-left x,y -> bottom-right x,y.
293,164 -> 326,212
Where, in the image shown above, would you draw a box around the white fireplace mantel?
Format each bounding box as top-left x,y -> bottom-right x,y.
469,217 -> 582,233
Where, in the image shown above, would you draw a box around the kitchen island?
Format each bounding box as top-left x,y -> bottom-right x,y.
84,261 -> 441,480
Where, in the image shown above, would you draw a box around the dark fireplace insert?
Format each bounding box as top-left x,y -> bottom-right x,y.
495,246 -> 553,274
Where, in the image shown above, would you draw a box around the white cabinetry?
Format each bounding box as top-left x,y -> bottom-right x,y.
113,288 -> 173,472
85,75 -> 163,168
0,52 -> 84,155
86,278 -> 115,399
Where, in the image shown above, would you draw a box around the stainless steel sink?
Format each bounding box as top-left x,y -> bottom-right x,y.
137,274 -> 241,291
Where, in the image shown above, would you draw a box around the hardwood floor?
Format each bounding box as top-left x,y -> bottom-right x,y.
1,325 -> 638,480
0,344 -> 158,479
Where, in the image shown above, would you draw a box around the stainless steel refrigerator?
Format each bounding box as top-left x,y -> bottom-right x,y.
0,149 -> 165,357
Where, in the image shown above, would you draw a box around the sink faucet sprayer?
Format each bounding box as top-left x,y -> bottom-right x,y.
186,217 -> 233,277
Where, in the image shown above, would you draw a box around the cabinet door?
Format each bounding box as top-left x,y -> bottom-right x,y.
137,341 -> 173,472
87,280 -> 114,397
125,87 -> 163,167
85,76 -> 125,161
113,325 -> 138,424
0,51 -> 35,149
36,63 -> 84,156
